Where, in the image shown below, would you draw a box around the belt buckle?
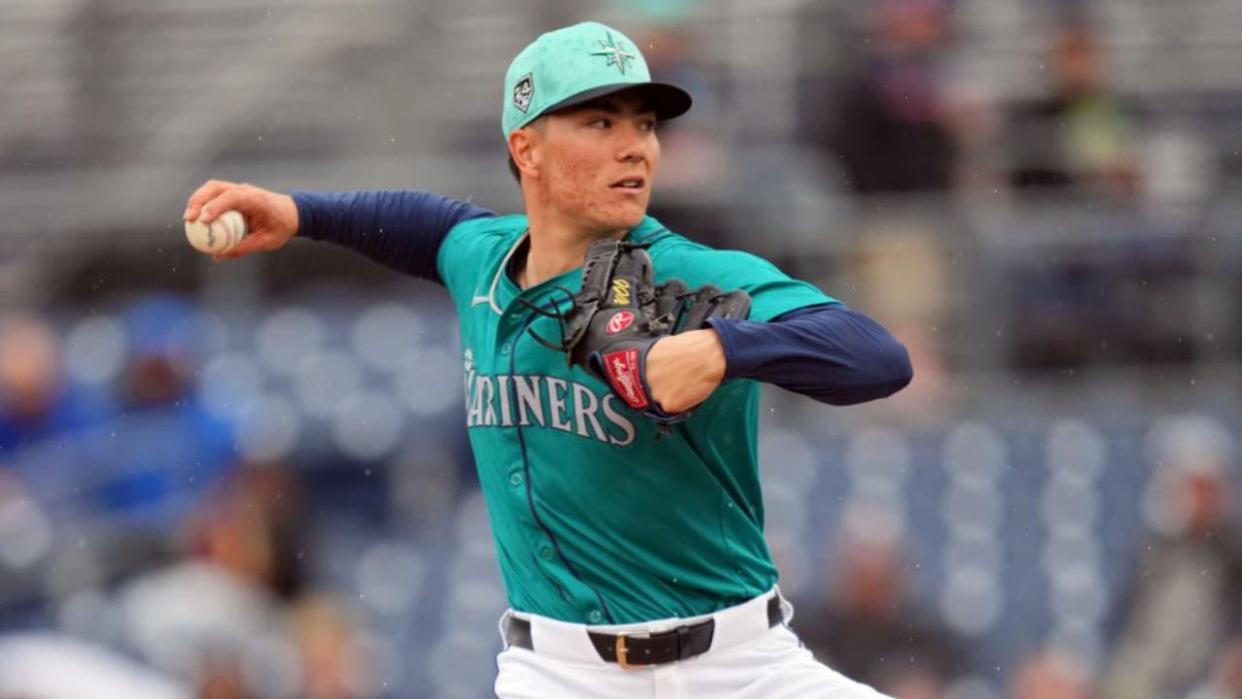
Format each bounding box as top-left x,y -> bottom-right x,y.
615,632 -> 639,671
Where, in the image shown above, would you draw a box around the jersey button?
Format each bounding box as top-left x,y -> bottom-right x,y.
509,472 -> 523,487
587,610 -> 603,623
538,545 -> 555,561
500,341 -> 512,355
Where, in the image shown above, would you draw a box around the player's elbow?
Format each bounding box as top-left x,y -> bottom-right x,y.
824,334 -> 913,406
867,335 -> 913,399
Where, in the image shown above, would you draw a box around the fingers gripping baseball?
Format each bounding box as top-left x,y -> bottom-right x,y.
182,180 -> 299,260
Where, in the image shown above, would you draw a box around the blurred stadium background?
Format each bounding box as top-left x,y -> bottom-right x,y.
1,0 -> 1240,697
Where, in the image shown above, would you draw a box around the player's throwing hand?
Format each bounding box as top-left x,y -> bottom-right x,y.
183,179 -> 300,261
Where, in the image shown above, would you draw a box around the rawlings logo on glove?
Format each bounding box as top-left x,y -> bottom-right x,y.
606,311 -> 634,334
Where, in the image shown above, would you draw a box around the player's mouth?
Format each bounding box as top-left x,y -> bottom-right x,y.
610,176 -> 646,193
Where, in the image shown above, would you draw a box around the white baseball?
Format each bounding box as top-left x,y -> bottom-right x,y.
185,210 -> 247,255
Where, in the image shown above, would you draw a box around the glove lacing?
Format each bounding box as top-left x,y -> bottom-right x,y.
514,285 -> 578,353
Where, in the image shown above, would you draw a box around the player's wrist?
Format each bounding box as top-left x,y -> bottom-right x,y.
701,328 -> 727,384
676,329 -> 726,386
702,318 -> 739,380
286,192 -> 312,238
275,193 -> 299,235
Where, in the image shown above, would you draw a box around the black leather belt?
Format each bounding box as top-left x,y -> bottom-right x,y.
505,595 -> 783,669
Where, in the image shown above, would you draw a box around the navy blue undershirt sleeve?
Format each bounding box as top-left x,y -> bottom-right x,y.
291,190 -> 494,285
706,303 -> 913,406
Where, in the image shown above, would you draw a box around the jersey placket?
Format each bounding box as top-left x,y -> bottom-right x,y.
493,271 -> 615,624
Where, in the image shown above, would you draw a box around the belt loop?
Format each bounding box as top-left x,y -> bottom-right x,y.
675,624 -> 690,660
498,611 -> 512,649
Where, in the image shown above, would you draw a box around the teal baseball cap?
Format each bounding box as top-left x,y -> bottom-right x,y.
502,21 -> 692,137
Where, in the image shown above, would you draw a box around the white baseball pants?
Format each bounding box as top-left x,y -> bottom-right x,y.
494,589 -> 892,699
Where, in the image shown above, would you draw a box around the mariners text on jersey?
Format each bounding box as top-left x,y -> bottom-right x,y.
463,348 -> 637,446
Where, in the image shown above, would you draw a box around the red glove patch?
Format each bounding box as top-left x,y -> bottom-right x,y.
602,348 -> 649,409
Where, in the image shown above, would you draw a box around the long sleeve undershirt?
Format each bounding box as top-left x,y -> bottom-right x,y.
291,189 -> 912,406
708,305 -> 912,405
293,190 -> 494,285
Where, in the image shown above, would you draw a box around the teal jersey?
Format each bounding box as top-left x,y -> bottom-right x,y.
436,214 -> 836,624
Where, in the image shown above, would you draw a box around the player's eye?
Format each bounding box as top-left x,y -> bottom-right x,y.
639,120 -> 657,132
588,117 -> 611,128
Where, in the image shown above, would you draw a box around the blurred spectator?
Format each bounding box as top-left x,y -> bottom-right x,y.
1189,638 -> 1242,699
0,313 -> 108,453
89,294 -> 236,527
195,651 -> 252,699
1004,223 -> 1199,372
1007,27 -> 1140,198
811,0 -> 961,194
1102,416 -> 1242,699
188,462 -> 308,600
848,221 -> 952,421
119,463 -> 309,692
120,460 -> 385,697
632,22 -> 733,249
797,509 -> 967,697
289,594 -> 376,699
0,298 -> 238,595
1009,648 -> 1093,699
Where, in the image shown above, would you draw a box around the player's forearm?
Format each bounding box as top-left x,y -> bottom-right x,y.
292,190 -> 493,283
707,303 -> 912,405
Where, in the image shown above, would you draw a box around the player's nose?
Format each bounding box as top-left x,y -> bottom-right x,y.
615,126 -> 654,165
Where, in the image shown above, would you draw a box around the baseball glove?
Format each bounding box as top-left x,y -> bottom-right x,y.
531,239 -> 750,424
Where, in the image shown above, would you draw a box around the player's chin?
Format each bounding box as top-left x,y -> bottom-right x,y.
606,209 -> 647,232
604,198 -> 650,229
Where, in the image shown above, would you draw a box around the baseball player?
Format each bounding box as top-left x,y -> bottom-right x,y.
184,21 -> 911,698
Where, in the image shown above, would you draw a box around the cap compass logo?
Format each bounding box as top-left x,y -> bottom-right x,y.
513,73 -> 534,113
590,32 -> 637,75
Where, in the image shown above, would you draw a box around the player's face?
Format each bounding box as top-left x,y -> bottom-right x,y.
539,93 -> 660,233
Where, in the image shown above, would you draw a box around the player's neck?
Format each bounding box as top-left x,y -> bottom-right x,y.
519,216 -> 625,289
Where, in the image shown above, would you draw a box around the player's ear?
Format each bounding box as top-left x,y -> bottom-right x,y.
508,124 -> 542,181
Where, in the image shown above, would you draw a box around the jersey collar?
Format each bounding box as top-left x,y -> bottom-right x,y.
484,217 -> 667,316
